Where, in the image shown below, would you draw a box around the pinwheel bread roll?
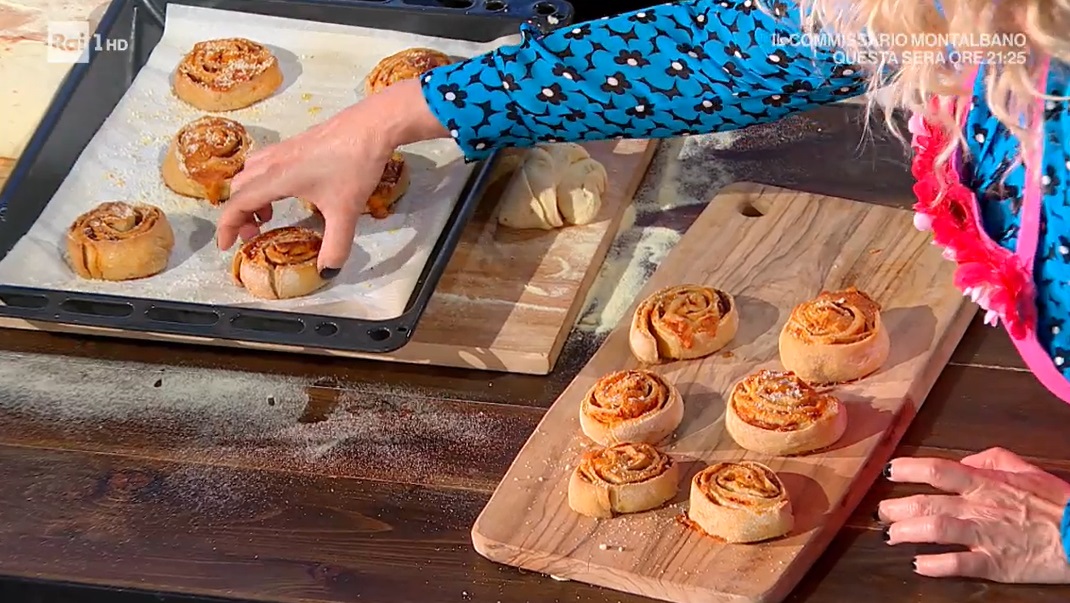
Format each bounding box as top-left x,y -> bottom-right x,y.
66,202 -> 174,281
630,284 -> 739,363
302,152 -> 410,219
66,199 -> 174,280
496,142 -> 608,230
725,369 -> 846,455
365,47 -> 452,96
173,37 -> 283,111
688,461 -> 793,544
779,287 -> 890,384
162,116 -> 252,204
579,369 -> 683,446
231,226 -> 326,300
568,442 -> 680,518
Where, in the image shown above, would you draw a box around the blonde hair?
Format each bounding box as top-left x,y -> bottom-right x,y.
792,0 -> 1070,177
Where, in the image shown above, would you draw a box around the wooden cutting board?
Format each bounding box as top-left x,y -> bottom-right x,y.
471,182 -> 977,603
0,139 -> 656,375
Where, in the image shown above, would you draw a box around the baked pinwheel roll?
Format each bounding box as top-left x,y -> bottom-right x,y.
629,284 -> 739,364
725,369 -> 846,455
568,442 -> 680,518
579,369 -> 684,446
66,201 -> 174,281
231,226 -> 326,300
779,287 -> 890,384
162,116 -> 252,204
365,47 -> 452,96
688,461 -> 793,544
302,151 -> 410,219
173,37 -> 283,111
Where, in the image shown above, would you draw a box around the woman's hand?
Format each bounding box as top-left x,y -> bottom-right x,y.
878,447 -> 1070,583
215,78 -> 449,276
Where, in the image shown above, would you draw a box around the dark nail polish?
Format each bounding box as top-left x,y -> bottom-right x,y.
320,267 -> 340,279
882,463 -> 893,479
872,510 -> 882,523
882,527 -> 890,542
911,559 -> 918,571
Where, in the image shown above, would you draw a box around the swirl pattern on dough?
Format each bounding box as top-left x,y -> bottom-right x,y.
730,370 -> 837,432
568,442 -> 680,518
66,201 -> 174,281
577,442 -> 674,486
366,48 -> 452,95
688,461 -> 793,543
166,116 -> 252,204
579,369 -> 684,446
779,286 -> 890,384
630,284 -> 738,363
173,37 -> 282,111
693,462 -> 785,510
784,287 -> 881,345
231,226 -> 326,300
176,38 -> 278,92
726,369 -> 847,455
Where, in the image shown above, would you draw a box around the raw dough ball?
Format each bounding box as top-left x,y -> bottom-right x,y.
497,142 -> 608,230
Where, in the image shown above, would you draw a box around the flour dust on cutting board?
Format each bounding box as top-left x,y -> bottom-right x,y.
576,131 -> 738,334
576,114 -> 828,336
0,352 -> 517,510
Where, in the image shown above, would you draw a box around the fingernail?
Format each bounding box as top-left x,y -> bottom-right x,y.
319,267 -> 340,279
882,463 -> 893,479
911,559 -> 918,571
872,509 -> 882,523
882,527 -> 890,543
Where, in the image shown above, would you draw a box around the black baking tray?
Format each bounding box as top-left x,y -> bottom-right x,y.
0,0 -> 574,353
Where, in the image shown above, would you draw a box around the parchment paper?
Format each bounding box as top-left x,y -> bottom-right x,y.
0,4 -> 519,319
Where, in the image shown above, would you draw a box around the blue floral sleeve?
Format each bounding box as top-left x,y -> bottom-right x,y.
419,0 -> 867,161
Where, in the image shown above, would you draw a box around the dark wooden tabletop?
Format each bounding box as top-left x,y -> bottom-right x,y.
1,102 -> 1069,603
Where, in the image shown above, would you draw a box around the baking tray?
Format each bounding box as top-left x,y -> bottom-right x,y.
0,0 -> 574,354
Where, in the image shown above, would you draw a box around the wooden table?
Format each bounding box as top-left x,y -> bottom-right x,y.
1,103 -> 1069,603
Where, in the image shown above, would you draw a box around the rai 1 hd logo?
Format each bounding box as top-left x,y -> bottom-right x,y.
47,21 -> 128,64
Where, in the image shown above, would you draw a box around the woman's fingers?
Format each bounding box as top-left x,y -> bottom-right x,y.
317,202 -> 361,275
960,447 -> 1043,474
217,173 -> 293,250
876,494 -> 966,523
913,551 -> 993,579
886,457 -> 982,493
886,515 -> 979,547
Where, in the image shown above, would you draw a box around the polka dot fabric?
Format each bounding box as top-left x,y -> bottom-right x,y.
420,1 -> 1070,384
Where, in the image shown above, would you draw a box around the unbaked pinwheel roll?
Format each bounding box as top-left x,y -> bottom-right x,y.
496,142 -> 608,230
725,369 -> 846,456
568,442 -> 680,518
688,461 -> 793,544
66,201 -> 174,281
231,226 -> 326,300
579,369 -> 684,446
779,287 -> 890,384
629,284 -> 739,363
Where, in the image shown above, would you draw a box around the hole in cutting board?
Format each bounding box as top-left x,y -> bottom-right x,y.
737,197 -> 770,217
368,327 -> 391,341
